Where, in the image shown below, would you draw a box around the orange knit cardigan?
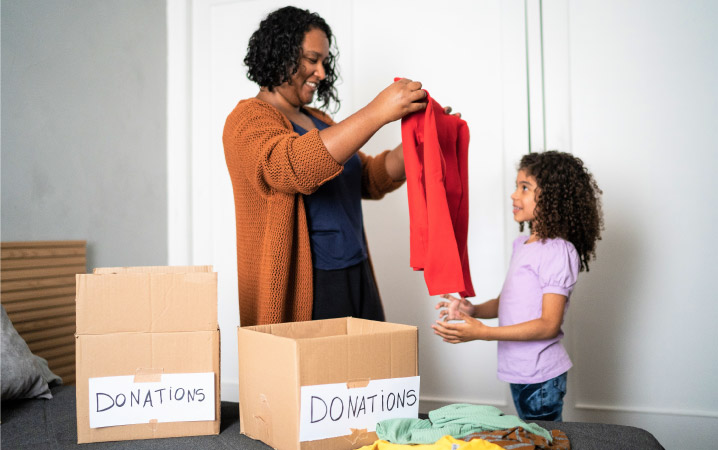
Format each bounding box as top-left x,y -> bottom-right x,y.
223,98 -> 404,326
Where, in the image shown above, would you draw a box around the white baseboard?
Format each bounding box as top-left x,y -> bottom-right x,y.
574,402 -> 718,419
221,379 -> 239,403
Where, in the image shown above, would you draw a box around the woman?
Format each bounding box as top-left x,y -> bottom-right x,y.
223,6 -> 427,326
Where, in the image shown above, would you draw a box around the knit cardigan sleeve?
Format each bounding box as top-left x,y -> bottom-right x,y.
223,98 -> 343,196
358,150 -> 405,200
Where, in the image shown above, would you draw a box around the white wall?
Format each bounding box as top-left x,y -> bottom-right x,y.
555,1 -> 718,447
1,0 -> 167,269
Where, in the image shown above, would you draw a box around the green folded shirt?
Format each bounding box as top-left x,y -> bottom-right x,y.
376,403 -> 553,444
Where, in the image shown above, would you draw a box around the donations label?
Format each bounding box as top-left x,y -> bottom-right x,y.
88,372 -> 215,428
299,376 -> 420,442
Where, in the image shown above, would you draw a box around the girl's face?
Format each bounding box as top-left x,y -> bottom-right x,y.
511,169 -> 538,224
275,28 -> 329,108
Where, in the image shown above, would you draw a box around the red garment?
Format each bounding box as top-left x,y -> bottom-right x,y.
400,90 -> 475,297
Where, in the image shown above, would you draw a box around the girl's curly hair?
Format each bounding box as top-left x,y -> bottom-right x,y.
519,151 -> 604,272
244,6 -> 340,112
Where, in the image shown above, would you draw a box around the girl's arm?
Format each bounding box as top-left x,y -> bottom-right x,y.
432,293 -> 566,343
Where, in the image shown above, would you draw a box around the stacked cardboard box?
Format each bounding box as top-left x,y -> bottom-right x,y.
75,266 -> 220,444
237,317 -> 419,450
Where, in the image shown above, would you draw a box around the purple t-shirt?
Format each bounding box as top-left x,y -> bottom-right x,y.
497,236 -> 579,384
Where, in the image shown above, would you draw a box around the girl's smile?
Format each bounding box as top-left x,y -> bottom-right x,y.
511,169 -> 538,224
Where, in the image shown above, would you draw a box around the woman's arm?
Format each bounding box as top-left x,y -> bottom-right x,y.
432,293 -> 567,343
319,79 -> 426,164
384,143 -> 406,181
223,100 -> 344,196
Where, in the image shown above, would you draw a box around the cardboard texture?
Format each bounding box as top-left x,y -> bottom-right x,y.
76,268 -> 217,334
93,265 -> 214,274
237,317 -> 418,450
75,266 -> 220,444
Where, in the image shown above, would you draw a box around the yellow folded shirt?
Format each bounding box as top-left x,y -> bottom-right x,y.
356,434 -> 503,450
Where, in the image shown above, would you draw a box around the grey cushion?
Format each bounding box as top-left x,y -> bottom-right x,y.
534,420 -> 665,449
1,305 -> 62,400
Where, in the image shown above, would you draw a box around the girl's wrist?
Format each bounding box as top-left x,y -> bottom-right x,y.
480,325 -> 498,341
469,304 -> 477,318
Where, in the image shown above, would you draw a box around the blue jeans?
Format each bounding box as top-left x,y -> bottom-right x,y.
510,372 -> 567,421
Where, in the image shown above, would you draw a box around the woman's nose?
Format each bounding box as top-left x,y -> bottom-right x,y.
315,64 -> 326,80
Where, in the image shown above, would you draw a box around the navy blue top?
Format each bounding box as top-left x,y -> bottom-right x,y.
292,111 -> 367,270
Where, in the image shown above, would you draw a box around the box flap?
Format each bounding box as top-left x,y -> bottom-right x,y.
241,317 -> 418,387
296,329 -> 417,387
93,265 -> 213,274
76,270 -> 217,334
245,318 -> 347,340
238,326 -> 300,450
244,317 -> 417,340
345,317 -> 417,335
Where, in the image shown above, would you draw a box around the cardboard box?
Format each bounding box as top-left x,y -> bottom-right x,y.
237,317 -> 419,450
75,266 -> 220,444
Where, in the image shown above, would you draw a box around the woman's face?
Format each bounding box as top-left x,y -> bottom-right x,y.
276,28 -> 330,108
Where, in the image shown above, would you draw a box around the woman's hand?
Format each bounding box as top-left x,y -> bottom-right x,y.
368,78 -> 427,125
318,78 -> 425,164
435,294 -> 475,321
443,106 -> 461,118
432,312 -> 489,343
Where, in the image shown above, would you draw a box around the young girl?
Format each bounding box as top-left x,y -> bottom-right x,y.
432,150 -> 603,421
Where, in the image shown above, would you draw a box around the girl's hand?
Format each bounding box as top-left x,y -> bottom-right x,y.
435,294 -> 475,321
432,311 -> 489,343
368,78 -> 427,124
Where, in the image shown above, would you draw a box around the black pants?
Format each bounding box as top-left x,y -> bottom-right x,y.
311,259 -> 385,321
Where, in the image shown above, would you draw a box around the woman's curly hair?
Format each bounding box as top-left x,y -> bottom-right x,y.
244,6 -> 340,112
519,151 -> 604,272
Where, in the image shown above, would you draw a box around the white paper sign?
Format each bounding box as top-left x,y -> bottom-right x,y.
299,376 -> 420,442
88,372 -> 215,428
